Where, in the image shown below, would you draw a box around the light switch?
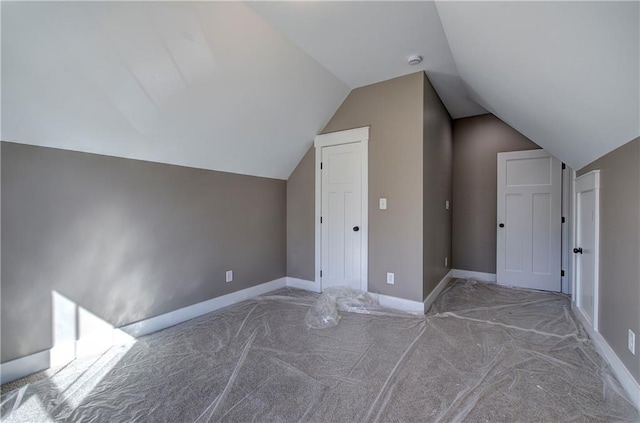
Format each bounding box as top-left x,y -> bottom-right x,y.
445,200 -> 450,210
379,198 -> 387,210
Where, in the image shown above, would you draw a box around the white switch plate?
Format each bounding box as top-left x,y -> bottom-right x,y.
225,270 -> 233,283
629,329 -> 636,355
379,198 -> 387,210
386,272 -> 394,284
445,200 -> 450,210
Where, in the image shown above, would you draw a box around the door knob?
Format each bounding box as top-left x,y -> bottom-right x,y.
573,247 -> 583,254
499,223 -> 505,228
353,226 -> 360,232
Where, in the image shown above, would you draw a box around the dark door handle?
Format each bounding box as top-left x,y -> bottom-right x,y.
573,247 -> 583,254
353,226 -> 360,232
499,223 -> 505,228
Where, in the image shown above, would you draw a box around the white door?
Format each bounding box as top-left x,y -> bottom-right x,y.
321,142 -> 363,290
574,171 -> 600,330
497,150 -> 562,291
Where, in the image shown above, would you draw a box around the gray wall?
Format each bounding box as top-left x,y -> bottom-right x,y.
322,72 -> 425,301
577,136 -> 640,383
286,146 -> 315,281
1,142 -> 286,363
422,73 -> 453,299
452,114 -> 540,274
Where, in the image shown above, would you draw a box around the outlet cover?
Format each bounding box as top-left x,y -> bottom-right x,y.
629,329 -> 636,355
225,270 -> 233,283
379,198 -> 387,210
386,272 -> 394,285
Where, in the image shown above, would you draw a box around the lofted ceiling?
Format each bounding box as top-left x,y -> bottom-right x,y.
436,1 -> 639,170
1,2 -> 349,179
2,1 -> 638,178
247,1 -> 487,119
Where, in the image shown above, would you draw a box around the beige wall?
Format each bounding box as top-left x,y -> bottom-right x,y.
577,136 -> 640,383
286,146 -> 315,281
451,114 -> 540,274
321,72 -> 425,301
422,73 -> 453,298
1,142 -> 286,363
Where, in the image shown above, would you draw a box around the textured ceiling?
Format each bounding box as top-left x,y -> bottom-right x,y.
2,1 -> 637,177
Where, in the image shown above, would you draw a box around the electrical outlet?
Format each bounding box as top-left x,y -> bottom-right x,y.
445,200 -> 450,210
386,272 -> 395,285
445,257 -> 448,267
379,198 -> 387,210
629,329 -> 636,355
225,270 -> 233,283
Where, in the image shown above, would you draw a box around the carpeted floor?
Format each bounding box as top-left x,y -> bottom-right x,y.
1,279 -> 638,422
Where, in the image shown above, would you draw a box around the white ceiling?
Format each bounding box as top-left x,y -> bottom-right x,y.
1,2 -> 349,179
247,1 -> 487,120
2,1 -> 638,177
436,1 -> 640,170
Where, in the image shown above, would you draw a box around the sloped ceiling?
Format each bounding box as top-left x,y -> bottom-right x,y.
1,2 -> 349,179
247,1 -> 487,119
436,1 -> 640,170
2,1 -> 638,177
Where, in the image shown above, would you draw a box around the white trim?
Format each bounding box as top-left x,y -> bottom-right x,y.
121,277 -> 287,337
372,293 -> 424,314
451,269 -> 497,282
573,170 -> 600,332
1,278 -> 289,384
314,127 -> 369,293
573,303 -> 640,409
314,126 -> 369,148
0,350 -> 50,385
286,277 -> 321,293
424,270 -> 452,312
570,169 -> 577,299
561,163 -> 573,294
315,143 -> 322,289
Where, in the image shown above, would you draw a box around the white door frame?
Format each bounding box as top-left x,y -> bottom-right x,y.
571,170 -> 600,332
561,163 -> 573,294
314,127 -> 369,292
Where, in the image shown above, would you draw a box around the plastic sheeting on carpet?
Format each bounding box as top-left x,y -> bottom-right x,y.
304,287 -> 417,329
2,280 -> 638,422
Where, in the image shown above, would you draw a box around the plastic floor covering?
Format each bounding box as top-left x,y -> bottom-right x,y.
2,279 -> 638,422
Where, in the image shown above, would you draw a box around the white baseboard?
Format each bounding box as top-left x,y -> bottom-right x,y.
424,270 -> 452,313
121,277 -> 287,337
0,350 -> 50,385
373,293 -> 425,314
452,269 -> 497,282
1,277 -> 288,385
572,303 -> 640,409
286,277 -> 321,293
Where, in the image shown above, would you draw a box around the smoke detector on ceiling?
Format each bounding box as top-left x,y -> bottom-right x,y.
407,55 -> 423,66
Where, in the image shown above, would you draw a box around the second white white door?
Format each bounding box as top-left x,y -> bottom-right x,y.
574,171 -> 600,330
321,142 -> 363,290
497,150 -> 562,291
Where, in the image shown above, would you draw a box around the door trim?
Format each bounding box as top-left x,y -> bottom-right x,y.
314,127 -> 369,292
572,170 -> 600,332
561,163 -> 573,294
